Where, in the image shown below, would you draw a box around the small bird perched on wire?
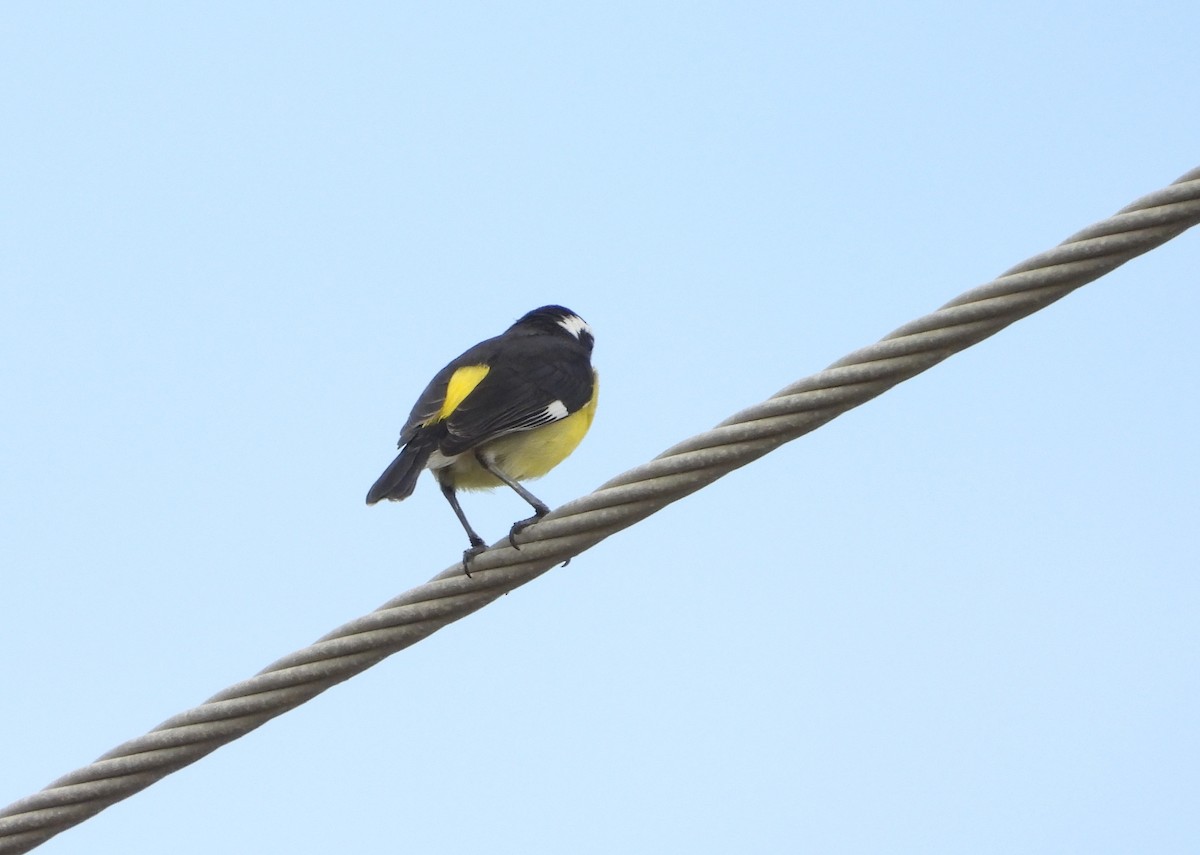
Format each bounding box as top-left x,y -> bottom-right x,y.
366,305 -> 598,573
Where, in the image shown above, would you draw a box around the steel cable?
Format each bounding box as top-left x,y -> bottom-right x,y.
2,166 -> 1198,854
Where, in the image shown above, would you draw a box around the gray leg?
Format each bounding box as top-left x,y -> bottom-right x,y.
474,451 -> 550,548
439,478 -> 486,575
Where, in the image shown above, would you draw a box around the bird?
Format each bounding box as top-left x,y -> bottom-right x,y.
366,305 -> 598,573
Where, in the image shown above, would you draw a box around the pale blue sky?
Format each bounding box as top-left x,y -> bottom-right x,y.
2,4 -> 1198,853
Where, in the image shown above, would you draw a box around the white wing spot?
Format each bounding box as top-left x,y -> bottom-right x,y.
545,400 -> 569,421
557,314 -> 592,340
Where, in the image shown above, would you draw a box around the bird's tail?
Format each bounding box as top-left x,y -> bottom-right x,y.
365,436 -> 437,504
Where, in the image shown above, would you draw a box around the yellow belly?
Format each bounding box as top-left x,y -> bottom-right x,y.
440,373 -> 598,490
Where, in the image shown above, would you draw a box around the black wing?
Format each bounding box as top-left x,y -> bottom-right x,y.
439,337 -> 594,456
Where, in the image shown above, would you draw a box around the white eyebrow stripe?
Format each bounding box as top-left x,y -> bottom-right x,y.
557,315 -> 592,340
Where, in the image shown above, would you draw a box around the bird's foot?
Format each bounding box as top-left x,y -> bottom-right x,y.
507,510 -> 548,550
507,511 -> 570,565
462,537 -> 487,577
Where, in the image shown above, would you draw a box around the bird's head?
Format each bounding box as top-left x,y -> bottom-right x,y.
512,305 -> 594,351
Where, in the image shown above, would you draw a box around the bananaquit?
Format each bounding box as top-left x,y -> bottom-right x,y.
366,305 -> 598,571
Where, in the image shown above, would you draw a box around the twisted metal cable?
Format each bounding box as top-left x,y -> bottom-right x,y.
3,166 -> 1198,854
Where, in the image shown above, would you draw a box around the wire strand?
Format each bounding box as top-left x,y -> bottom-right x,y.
2,166 -> 1198,854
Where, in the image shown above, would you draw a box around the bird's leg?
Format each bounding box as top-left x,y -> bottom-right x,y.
439,479 -> 486,576
474,451 -> 550,549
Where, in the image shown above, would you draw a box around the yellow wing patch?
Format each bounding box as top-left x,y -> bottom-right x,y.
436,364 -> 490,422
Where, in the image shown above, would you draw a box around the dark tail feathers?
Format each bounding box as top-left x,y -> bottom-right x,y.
365,435 -> 437,504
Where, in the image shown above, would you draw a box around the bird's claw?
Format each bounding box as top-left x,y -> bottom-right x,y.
462,539 -> 487,577
507,511 -> 547,550
508,512 -> 571,566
